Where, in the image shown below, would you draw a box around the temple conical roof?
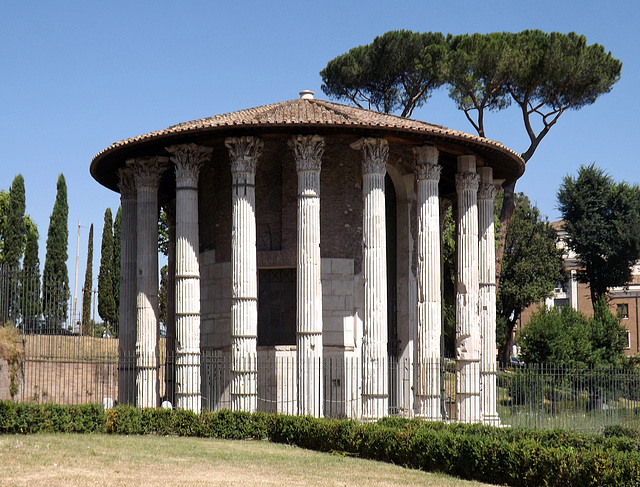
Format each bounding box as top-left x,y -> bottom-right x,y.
91,94 -> 524,192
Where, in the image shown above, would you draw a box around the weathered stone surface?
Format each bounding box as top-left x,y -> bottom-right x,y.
290,135 -> 325,417
117,167 -> 136,405
455,155 -> 481,423
167,143 -> 213,413
128,156 -> 168,408
414,146 -> 442,421
226,136 -> 262,412
352,137 -> 389,420
478,166 -> 500,425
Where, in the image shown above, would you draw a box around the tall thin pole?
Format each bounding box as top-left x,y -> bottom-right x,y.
72,221 -> 80,330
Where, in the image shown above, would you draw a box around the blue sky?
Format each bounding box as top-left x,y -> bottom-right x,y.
1,0 -> 638,315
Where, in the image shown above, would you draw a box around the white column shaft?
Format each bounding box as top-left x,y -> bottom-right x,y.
478,167 -> 499,425
414,146 -> 442,420
352,137 -> 389,421
455,156 -> 481,423
167,143 -> 212,413
129,157 -> 167,409
226,136 -> 262,413
117,168 -> 137,405
290,135 -> 325,417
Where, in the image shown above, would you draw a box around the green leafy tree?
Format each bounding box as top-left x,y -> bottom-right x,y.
497,193 -> 564,362
440,194 -> 562,361
557,164 -> 640,306
450,30 -> 621,275
518,299 -> 627,366
98,208 -> 116,332
321,30 -> 448,117
518,305 -> 590,365
159,264 -> 168,328
82,223 -> 94,336
157,208 -> 170,336
42,174 -> 70,331
321,30 -> 621,279
440,205 -> 456,356
112,207 -> 121,334
446,32 -> 512,137
589,298 -> 629,366
19,219 -> 40,330
158,208 -> 169,257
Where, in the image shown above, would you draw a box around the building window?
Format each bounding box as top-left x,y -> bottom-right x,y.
554,298 -> 568,310
258,268 -> 296,346
617,303 -> 629,319
625,330 -> 632,350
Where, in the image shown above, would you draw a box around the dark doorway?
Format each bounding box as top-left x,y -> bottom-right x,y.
257,268 -> 296,346
386,174 -> 398,359
385,173 -> 400,414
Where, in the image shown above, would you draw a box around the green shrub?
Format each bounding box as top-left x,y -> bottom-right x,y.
4,401 -> 640,486
0,402 -> 105,434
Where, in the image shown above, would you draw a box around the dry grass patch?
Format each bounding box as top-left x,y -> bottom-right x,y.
0,325 -> 23,362
0,434 -> 496,487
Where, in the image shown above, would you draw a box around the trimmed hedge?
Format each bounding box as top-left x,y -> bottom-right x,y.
1,401 -> 640,486
0,402 -> 105,434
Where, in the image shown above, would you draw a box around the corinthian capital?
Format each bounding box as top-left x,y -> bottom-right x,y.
289,135 -> 325,172
166,143 -> 212,185
416,163 -> 442,182
117,167 -> 136,200
351,137 -> 388,175
225,136 -> 263,174
478,183 -> 497,201
127,156 -> 169,191
455,172 -> 479,192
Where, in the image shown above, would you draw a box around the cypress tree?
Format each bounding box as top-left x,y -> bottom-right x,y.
3,175 -> 26,322
112,206 -> 121,335
98,208 -> 115,332
0,190 -> 9,263
4,174 -> 26,268
20,219 -> 41,330
82,223 -> 94,336
42,174 -> 70,332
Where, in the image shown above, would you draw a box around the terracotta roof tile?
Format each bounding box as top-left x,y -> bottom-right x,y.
95,98 -> 521,161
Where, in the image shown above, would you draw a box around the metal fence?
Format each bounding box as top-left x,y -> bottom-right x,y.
0,265 -> 79,335
2,265 -> 640,431
4,337 -> 639,431
496,363 -> 640,432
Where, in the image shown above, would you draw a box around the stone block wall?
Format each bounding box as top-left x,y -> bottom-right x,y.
200,250 -> 232,351
321,258 -> 360,349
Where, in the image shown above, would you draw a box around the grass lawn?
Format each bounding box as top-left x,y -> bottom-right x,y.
0,434 -> 496,486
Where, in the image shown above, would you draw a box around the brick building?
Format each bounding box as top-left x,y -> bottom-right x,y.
519,221 -> 640,356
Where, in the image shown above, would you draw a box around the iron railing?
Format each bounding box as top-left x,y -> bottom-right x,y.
2,265 -> 640,431
5,340 -> 640,431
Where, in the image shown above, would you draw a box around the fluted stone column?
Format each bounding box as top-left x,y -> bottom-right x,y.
128,156 -> 168,409
351,137 -> 389,421
117,168 -> 137,405
478,167 -> 500,425
166,143 -> 212,413
226,136 -> 262,413
289,135 -> 325,417
455,155 -> 481,423
414,146 -> 442,421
